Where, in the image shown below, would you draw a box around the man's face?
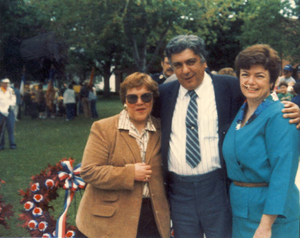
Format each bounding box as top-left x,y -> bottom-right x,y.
1,82 -> 8,89
161,57 -> 174,78
170,49 -> 206,91
283,70 -> 292,78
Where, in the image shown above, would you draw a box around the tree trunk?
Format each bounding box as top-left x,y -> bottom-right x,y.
103,73 -> 111,98
102,62 -> 112,98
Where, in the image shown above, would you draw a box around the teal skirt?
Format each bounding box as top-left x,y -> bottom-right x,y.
232,215 -> 299,238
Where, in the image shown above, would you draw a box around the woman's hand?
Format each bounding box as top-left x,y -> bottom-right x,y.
281,101 -> 300,129
253,226 -> 271,238
134,163 -> 152,182
253,214 -> 277,238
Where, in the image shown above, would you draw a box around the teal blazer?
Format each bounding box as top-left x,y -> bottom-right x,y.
223,100 -> 300,223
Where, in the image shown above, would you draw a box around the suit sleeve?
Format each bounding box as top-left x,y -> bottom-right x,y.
80,121 -> 135,191
152,86 -> 163,118
263,107 -> 300,217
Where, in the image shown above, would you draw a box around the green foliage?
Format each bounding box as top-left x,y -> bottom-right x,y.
3,0 -> 300,86
0,0 -> 50,79
238,0 -> 300,63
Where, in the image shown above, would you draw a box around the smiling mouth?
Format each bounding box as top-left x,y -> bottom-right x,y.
247,88 -> 258,91
184,75 -> 194,81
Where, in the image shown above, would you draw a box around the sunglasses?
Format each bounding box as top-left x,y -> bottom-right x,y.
125,93 -> 153,104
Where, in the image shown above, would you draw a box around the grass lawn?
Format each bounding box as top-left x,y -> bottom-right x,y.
0,95 -> 123,237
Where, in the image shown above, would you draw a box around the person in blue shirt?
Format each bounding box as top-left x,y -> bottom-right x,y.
222,44 -> 300,238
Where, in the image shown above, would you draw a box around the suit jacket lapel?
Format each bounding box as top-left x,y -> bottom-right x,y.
161,81 -> 180,161
163,81 -> 180,142
211,76 -> 230,130
145,123 -> 161,164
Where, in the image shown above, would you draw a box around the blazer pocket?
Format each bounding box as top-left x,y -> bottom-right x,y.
92,204 -> 116,217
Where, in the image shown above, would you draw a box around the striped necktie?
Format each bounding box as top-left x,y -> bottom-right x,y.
186,90 -> 201,168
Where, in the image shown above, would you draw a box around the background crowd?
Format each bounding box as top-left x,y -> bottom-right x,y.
20,80 -> 99,121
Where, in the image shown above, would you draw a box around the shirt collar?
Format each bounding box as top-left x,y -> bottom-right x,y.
118,109 -> 156,132
178,71 -> 211,99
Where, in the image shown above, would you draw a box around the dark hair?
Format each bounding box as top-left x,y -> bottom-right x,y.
235,44 -> 281,90
165,35 -> 207,63
119,72 -> 159,104
293,83 -> 300,94
279,82 -> 288,88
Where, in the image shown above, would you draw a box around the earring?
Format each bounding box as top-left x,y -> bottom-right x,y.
123,103 -> 128,110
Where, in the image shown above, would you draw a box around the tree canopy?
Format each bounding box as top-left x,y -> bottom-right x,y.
1,0 -> 300,92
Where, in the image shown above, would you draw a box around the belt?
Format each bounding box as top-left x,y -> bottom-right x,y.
169,169 -> 222,183
233,181 -> 268,187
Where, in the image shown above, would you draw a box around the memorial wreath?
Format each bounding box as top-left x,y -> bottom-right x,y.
19,158 -> 86,238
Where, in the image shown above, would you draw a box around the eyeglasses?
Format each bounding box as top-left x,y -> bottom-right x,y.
125,93 -> 153,104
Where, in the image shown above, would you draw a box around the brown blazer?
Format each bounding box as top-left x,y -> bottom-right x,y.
76,113 -> 170,238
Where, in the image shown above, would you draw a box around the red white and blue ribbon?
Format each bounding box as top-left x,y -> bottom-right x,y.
38,221 -> 48,232
32,207 -> 43,217
28,220 -> 38,230
55,161 -> 85,238
58,161 -> 85,191
24,201 -> 34,211
65,230 -> 75,238
42,233 -> 51,238
33,194 -> 44,203
31,182 -> 40,193
45,179 -> 55,189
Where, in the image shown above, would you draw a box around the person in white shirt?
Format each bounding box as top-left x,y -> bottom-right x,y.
88,84 -> 99,118
0,78 -> 17,150
63,84 -> 76,121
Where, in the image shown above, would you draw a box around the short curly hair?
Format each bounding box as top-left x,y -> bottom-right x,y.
119,72 -> 159,104
235,44 -> 281,90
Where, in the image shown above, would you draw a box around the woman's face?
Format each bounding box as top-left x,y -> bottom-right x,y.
126,85 -> 153,127
240,65 -> 272,105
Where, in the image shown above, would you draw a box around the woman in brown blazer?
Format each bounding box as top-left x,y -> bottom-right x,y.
76,72 -> 170,238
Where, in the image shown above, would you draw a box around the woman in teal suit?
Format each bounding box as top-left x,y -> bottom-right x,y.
222,44 -> 300,238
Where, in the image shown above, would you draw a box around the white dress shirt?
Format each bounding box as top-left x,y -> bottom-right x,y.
168,72 -> 221,175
